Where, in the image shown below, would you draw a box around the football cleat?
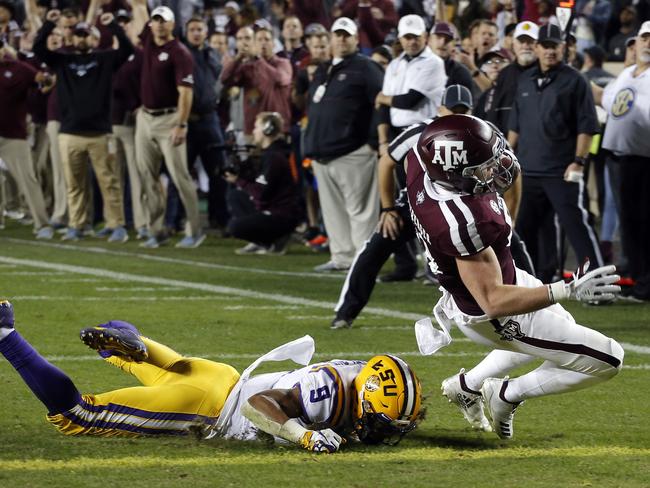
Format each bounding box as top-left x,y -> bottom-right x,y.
0,300 -> 15,328
441,369 -> 492,432
80,326 -> 148,361
480,377 -> 522,439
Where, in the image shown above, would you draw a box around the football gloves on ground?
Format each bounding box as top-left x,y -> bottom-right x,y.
549,260 -> 620,304
299,429 -> 345,453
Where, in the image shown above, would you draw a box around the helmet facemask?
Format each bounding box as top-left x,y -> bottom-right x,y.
460,144 -> 518,194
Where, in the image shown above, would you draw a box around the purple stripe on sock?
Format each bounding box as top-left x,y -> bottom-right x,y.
0,331 -> 81,414
61,410 -> 191,436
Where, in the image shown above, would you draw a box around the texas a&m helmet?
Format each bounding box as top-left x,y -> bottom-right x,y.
352,355 -> 423,445
414,114 -> 519,194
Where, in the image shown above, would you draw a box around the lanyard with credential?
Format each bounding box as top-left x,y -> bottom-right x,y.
312,62 -> 337,103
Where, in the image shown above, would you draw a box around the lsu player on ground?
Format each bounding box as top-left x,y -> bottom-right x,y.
406,115 -> 624,439
0,300 -> 422,452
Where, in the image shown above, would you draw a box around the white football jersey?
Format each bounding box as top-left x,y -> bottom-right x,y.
223,360 -> 365,441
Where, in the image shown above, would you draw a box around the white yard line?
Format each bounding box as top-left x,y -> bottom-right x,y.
95,287 -> 184,292
0,256 -> 423,321
2,238 -> 346,280
620,343 -> 650,354
11,295 -> 239,302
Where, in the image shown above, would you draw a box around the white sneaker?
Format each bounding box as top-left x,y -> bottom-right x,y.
313,260 -> 349,272
480,377 -> 522,439
235,242 -> 267,255
441,369 -> 492,432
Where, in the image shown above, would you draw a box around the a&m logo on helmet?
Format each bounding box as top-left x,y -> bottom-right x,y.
432,140 -> 468,171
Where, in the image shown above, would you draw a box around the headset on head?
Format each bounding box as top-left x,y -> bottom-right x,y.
261,112 -> 282,137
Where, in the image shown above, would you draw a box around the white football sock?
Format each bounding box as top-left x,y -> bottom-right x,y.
463,349 -> 535,392
505,360 -> 608,402
0,328 -> 15,341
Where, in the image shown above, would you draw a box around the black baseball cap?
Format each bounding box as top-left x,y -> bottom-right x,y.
116,9 -> 132,21
538,23 -> 563,45
73,22 -> 93,37
442,84 -> 473,110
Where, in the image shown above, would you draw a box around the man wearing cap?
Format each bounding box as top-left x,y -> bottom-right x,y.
375,15 -> 446,148
303,17 -> 383,272
428,22 -> 474,94
474,21 -> 539,134
508,23 -> 601,283
582,45 -> 615,88
600,21 -> 650,301
129,0 -> 204,249
33,9 -> 133,243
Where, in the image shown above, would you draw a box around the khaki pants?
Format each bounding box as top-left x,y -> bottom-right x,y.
58,133 -> 125,230
29,122 -> 52,211
135,110 -> 200,237
113,124 -> 147,230
46,121 -> 68,224
312,145 -> 379,266
0,137 -> 49,229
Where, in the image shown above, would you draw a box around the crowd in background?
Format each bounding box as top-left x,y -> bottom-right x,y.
0,0 -> 649,300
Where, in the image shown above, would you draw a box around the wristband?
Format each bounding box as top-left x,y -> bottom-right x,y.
278,418 -> 310,444
548,280 -> 569,303
573,156 -> 587,166
380,207 -> 396,213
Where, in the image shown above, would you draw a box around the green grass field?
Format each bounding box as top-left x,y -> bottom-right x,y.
1,222 -> 649,487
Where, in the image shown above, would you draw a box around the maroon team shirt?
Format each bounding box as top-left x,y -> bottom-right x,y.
406,149 -> 516,316
140,28 -> 194,109
112,47 -> 143,125
0,57 -> 38,139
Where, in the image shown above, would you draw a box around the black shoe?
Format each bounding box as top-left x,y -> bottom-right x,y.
330,317 -> 352,329
80,326 -> 148,361
378,270 -> 416,283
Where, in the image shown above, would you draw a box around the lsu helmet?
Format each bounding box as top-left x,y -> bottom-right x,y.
414,114 -> 519,195
353,355 -> 423,445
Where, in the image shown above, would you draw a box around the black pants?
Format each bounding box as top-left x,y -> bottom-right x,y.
616,155 -> 650,297
516,176 -> 602,283
228,212 -> 296,247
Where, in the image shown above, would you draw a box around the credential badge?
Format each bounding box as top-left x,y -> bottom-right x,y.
158,52 -> 169,62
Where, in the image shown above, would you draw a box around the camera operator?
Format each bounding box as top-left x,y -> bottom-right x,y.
224,112 -> 303,255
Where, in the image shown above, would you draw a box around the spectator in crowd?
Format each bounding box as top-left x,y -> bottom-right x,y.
0,0 -> 21,49
477,48 -> 512,84
0,38 -> 54,240
474,21 -> 538,135
608,5 -> 638,61
600,21 -> 650,301
303,17 -> 383,272
508,23 -> 602,283
624,35 -> 637,67
130,3 -> 205,249
221,23 -> 292,137
209,29 -> 232,64
428,22 -> 474,93
111,9 -> 146,239
582,44 -> 615,87
279,15 -> 308,74
225,112 -> 302,255
59,8 -> 82,46
457,19 -> 497,92
331,84 -> 475,329
337,0 -> 398,54
290,0 -> 333,30
576,0 -> 612,47
34,10 -> 131,243
181,15 -> 229,232
370,43 -> 392,68
502,22 -> 517,53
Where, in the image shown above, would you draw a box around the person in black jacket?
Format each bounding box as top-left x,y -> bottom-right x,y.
33,10 -> 133,243
224,112 -> 303,255
303,17 -> 384,272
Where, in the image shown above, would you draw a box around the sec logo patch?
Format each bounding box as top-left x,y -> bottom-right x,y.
611,88 -> 635,118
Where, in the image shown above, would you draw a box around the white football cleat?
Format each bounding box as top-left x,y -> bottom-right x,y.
480,377 -> 522,439
441,369 -> 492,432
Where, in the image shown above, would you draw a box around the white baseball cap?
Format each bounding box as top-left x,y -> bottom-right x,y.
513,21 -> 539,41
151,6 -> 174,23
225,1 -> 240,13
398,14 -> 426,37
639,20 -> 650,37
331,17 -> 357,36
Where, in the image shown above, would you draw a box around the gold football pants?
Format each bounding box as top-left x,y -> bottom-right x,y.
47,337 -> 240,437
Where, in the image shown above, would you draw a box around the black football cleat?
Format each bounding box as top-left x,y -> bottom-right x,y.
80,326 -> 148,361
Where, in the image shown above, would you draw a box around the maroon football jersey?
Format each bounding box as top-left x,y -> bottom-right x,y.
406,149 -> 516,316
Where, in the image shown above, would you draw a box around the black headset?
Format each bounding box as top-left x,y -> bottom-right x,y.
261,113 -> 281,137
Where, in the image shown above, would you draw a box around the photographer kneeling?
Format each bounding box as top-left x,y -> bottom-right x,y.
224,112 -> 303,255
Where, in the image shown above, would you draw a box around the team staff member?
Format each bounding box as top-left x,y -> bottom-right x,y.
600,21 -> 650,302
129,2 -> 204,249
428,22 -> 474,93
0,39 -> 54,240
474,21 -> 538,134
225,112 -> 303,255
303,17 -> 384,272
508,24 -> 602,283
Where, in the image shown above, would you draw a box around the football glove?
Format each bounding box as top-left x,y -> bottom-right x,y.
548,260 -> 620,304
299,429 -> 345,453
